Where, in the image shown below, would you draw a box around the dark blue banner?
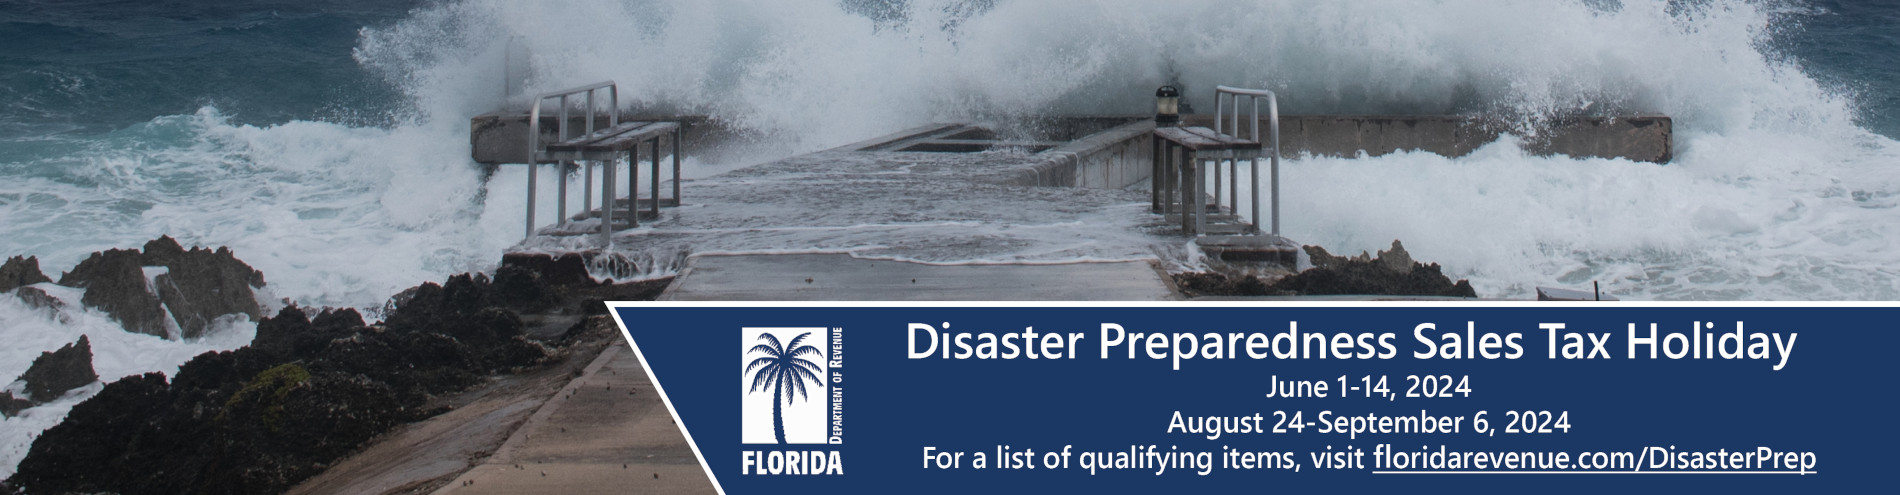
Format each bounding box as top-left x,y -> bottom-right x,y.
608,303 -> 1897,493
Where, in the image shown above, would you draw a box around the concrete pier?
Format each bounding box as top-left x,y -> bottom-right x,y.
509,132 -> 1186,279
487,111 -> 1672,301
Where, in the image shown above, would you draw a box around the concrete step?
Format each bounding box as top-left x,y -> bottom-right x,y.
569,207 -> 663,223
1195,234 -> 1300,266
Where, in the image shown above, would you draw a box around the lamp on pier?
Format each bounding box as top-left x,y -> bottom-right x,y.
1154,85 -> 1181,125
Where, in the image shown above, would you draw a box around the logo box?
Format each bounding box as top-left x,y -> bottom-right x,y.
741,327 -> 829,444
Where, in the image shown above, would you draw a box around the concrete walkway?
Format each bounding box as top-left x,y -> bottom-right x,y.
430,343 -> 716,495
661,253 -> 1177,301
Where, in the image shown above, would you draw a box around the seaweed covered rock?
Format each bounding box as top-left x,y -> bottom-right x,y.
0,255 -> 51,293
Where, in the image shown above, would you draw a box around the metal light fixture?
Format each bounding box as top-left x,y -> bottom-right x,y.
1155,85 -> 1181,125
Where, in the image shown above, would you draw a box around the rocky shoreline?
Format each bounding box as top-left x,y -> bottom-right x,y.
0,239 -> 667,494
2,236 -> 1470,494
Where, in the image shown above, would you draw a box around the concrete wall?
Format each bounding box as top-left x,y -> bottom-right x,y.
1006,113 -> 1670,189
1051,120 -> 1154,189
1182,114 -> 1672,163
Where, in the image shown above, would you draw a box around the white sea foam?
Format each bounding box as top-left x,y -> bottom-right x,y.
0,108 -> 515,310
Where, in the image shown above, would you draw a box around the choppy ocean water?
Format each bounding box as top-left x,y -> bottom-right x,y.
1,0 -> 1898,474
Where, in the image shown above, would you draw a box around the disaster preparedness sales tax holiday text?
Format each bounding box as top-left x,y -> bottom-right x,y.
906,320 -> 1800,371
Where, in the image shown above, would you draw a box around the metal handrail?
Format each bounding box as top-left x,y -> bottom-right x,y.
527,80 -> 619,162
523,81 -> 619,237
1212,85 -> 1282,236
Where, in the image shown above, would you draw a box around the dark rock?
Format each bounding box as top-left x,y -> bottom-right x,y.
172,347 -> 272,395
1374,240 -> 1415,274
51,237 -> 267,340
500,252 -> 594,288
1172,272 -> 1263,298
13,286 -> 64,312
0,255 -> 52,293
8,372 -> 177,495
495,252 -> 627,315
58,248 -> 170,338
492,264 -> 556,313
1274,242 -> 1476,297
17,335 -> 98,403
0,393 -> 30,417
4,257 -> 669,494
138,236 -> 188,268
143,236 -> 266,339
250,306 -> 360,362
1173,240 -> 1477,298
310,307 -> 365,334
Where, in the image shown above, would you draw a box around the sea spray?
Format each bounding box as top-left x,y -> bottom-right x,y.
353,0 -> 1900,299
0,0 -> 1897,479
2,0 -> 1898,305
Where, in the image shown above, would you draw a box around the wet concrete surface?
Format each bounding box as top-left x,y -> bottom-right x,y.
661,253 -> 1176,301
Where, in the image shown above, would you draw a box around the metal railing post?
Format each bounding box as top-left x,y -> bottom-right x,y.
680,128 -> 687,204
556,96 -> 569,226
602,156 -> 615,243
1159,143 -> 1169,215
1248,94 -> 1259,234
526,97 -> 542,237
524,164 -> 537,237
1212,85 -> 1279,236
1268,94 -> 1280,236
1150,136 -> 1161,212
634,150 -> 642,228
1214,92 -> 1225,136
1190,156 -> 1199,234
650,137 -> 661,221
583,90 -> 596,217
1214,156 -> 1223,210
524,81 -> 620,239
557,161 -> 568,225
